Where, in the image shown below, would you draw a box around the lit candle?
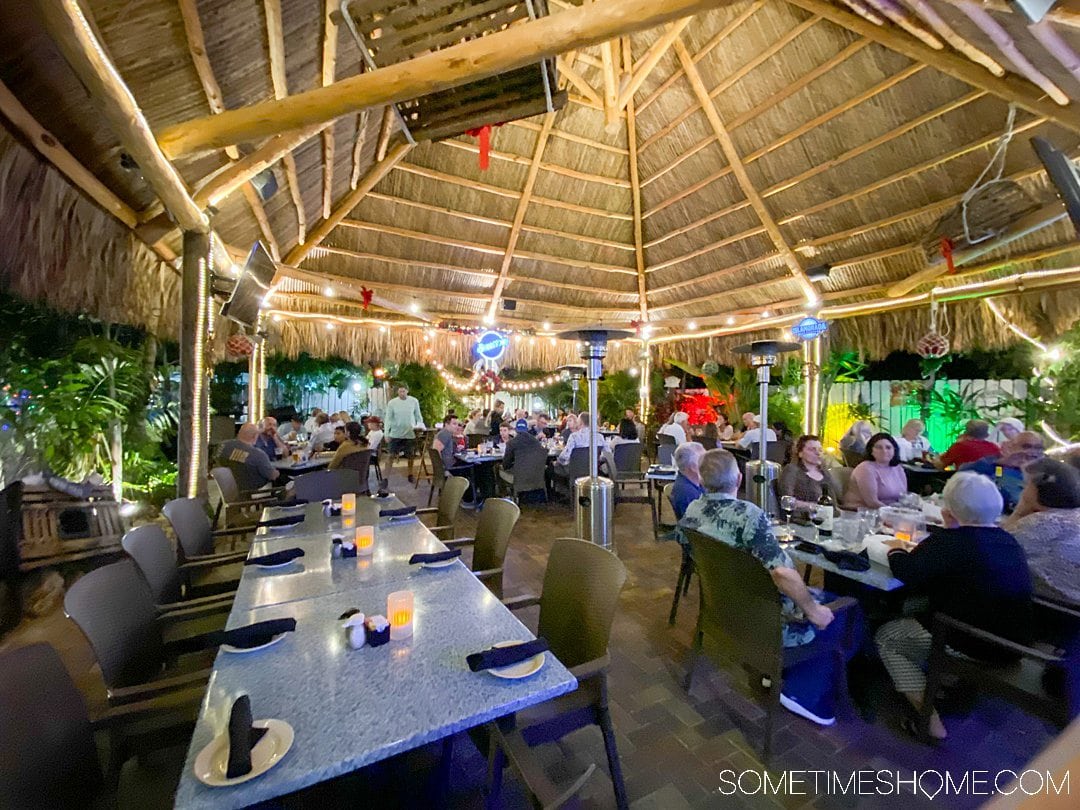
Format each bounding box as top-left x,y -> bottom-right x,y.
342,516 -> 355,530
387,590 -> 414,640
342,492 -> 356,514
355,525 -> 375,556
894,518 -> 914,545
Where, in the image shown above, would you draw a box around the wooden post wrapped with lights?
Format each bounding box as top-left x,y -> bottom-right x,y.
179,231 -> 212,498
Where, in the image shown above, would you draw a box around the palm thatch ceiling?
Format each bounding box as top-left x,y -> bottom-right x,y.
3,0 -> 1080,366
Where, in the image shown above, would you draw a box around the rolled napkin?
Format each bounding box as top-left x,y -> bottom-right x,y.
821,547 -> 871,572
256,514 -> 305,528
467,638 -> 550,672
409,549 -> 462,565
245,548 -> 305,567
225,695 -> 268,778
212,618 -> 297,650
380,506 -> 417,518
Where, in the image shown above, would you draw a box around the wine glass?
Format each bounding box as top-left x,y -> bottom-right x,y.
780,495 -> 796,526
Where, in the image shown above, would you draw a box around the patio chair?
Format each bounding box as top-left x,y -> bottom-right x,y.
64,560 -> 221,705
829,464 -> 852,499
656,444 -> 675,467
683,529 -> 857,761
612,442 -> 649,507
666,484 -> 695,626
161,497 -> 252,562
445,498 -> 519,599
841,449 -> 864,468
552,446 -> 596,503
0,642 -> 194,809
209,465 -> 283,528
501,441 -> 549,503
652,481 -> 678,543
416,475 -> 470,542
427,447 -> 477,507
467,433 -> 486,449
919,598 -> 1080,736
122,524 -> 239,609
491,538 -> 629,809
765,440 -> 790,464
292,468 -> 361,502
336,448 -> 373,495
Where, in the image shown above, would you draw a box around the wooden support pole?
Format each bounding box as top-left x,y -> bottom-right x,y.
600,39 -> 620,128
156,0 -> 740,157
350,110 -> 370,189
785,0 -> 1080,134
178,230 -> 211,498
624,38 -> 648,322
556,56 -> 603,107
39,0 -> 208,231
673,36 -> 816,301
285,141 -> 412,266
321,0 -> 341,219
616,18 -> 692,112
263,0 -> 307,243
488,113 -> 555,320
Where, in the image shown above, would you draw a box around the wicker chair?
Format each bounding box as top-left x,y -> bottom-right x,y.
416,475 -> 470,542
492,538 -> 629,809
445,498 -> 520,599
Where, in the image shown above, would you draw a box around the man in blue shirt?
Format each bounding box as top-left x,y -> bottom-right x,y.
670,441 -> 705,519
254,417 -> 287,460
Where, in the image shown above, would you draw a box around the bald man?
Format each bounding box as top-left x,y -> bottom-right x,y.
218,422 -> 280,491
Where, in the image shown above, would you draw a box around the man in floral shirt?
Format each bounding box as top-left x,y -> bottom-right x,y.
680,449 -> 858,726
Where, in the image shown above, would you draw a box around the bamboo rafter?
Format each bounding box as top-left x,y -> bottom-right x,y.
321,0 -> 341,219
436,139 -> 630,187
263,0 -> 307,244
615,18 -> 692,113
624,36 -> 648,322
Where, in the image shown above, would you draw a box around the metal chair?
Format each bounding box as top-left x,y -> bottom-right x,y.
162,497 -> 251,562
209,466 -> 282,528
427,446 -> 477,507
492,538 -> 629,809
336,448 -> 373,495
656,444 -> 675,466
683,529 -> 856,761
765,440 -> 791,464
445,498 -> 520,599
0,643 -> 193,809
667,484 -> 695,626
612,442 -> 649,507
122,524 -> 240,609
502,440 -> 549,503
64,560 -> 219,703
416,475 -> 470,542
292,469 -> 362,502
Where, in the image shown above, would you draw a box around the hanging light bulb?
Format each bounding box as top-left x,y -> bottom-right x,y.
324,286 -> 335,297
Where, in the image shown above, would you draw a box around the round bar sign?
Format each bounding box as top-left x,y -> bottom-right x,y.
791,316 -> 829,341
475,330 -> 509,361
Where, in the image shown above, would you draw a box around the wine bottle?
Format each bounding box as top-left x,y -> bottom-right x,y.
816,490 -> 834,537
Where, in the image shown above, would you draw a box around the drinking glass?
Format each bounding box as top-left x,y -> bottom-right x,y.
780,495 -> 796,526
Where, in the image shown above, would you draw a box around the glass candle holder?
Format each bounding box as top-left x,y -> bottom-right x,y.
894,518 -> 915,544
388,590 -> 414,640
342,516 -> 355,531
355,525 -> 375,556
342,493 -> 356,514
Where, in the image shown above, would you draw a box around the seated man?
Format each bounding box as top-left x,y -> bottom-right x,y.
530,414 -> 551,437
878,472 -> 1032,741
501,419 -> 547,488
670,441 -> 706,520
431,414 -> 471,475
218,423 -> 280,491
735,413 -> 777,450
936,419 -> 999,469
555,412 -> 608,478
681,449 -> 856,726
254,417 -> 287,460
306,412 -> 335,453
277,415 -> 304,442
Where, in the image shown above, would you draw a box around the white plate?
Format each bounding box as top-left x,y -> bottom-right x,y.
221,633 -> 287,655
372,493 -> 395,499
422,557 -> 458,569
487,641 -> 546,680
193,718 -> 294,787
254,559 -> 300,570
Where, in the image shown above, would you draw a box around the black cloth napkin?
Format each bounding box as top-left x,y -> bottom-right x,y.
822,547 -> 871,572
226,695 -> 268,778
467,638 -> 549,672
245,548 -> 305,567
409,549 -> 462,565
257,514 -> 305,528
212,618 -> 297,650
380,506 -> 417,518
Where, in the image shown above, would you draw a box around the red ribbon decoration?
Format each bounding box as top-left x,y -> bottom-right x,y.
940,237 -> 956,275
465,124 -> 504,170
361,286 -> 373,311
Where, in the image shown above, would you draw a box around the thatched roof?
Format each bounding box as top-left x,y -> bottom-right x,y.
2,0 -> 1080,369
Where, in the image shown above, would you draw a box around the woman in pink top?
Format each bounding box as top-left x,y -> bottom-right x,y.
843,433 -> 908,509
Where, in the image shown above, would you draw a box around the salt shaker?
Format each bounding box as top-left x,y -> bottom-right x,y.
343,613 -> 366,649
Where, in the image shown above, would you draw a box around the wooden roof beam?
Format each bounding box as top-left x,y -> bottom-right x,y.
673,36 -> 816,302
599,39 -> 620,128
39,0 -> 207,231
156,0 -> 738,157
284,141 -> 412,265
624,37 -> 648,322
488,113 -> 555,320
436,139 -> 630,188
556,56 -> 603,108
263,0 -> 307,244
350,110 -> 369,189
784,0 -> 1080,134
508,120 -> 628,156
616,19 -> 692,113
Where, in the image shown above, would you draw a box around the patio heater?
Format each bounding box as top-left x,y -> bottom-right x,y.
556,328 -> 632,552
556,364 -> 586,411
734,340 -> 800,513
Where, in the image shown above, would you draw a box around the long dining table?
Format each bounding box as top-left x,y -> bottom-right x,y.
173,500 -> 577,809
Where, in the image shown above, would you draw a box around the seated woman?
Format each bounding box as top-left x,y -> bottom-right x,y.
699,421 -> 720,449
843,433 -> 907,509
895,419 -> 933,462
1002,457 -> 1080,606
610,417 -> 640,446
779,435 -> 840,513
715,412 -> 734,441
878,473 -> 1032,741
328,422 -> 369,470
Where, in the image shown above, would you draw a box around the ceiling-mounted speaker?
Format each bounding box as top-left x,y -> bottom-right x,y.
502,299 -> 517,310
250,168 -> 279,201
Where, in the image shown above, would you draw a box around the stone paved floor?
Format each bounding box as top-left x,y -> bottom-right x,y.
0,467 -> 1062,809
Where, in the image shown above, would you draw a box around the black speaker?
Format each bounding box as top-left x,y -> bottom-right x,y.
503,299 -> 517,311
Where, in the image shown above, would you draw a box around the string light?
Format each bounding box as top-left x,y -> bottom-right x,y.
984,299 -> 1047,351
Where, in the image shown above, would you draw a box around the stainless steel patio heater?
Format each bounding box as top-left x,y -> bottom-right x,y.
556,328 -> 632,552
556,364 -> 586,412
733,340 -> 800,513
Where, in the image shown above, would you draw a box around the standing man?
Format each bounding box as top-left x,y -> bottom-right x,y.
489,400 -> 506,436
384,385 -> 424,482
